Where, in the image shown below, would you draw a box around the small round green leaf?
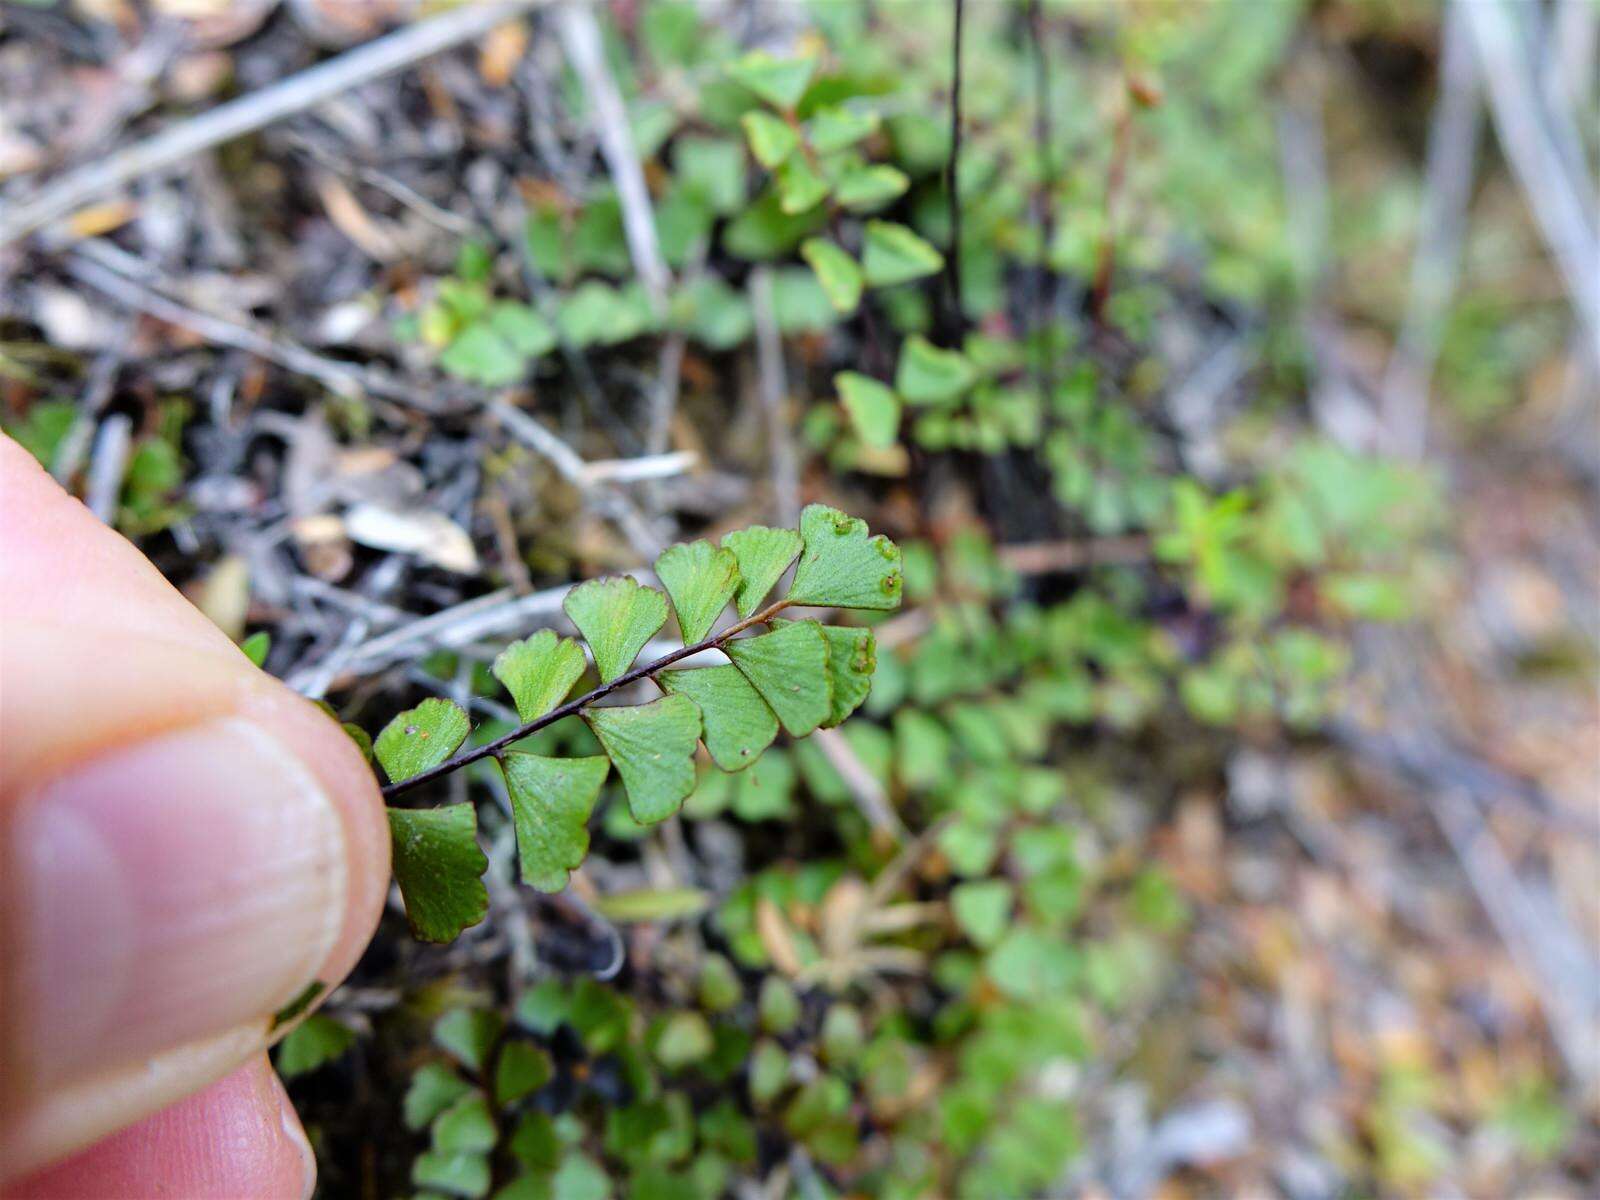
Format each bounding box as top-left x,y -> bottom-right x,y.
492,630 -> 587,723
721,525 -> 803,618
495,1041 -> 553,1105
784,504 -> 903,611
801,239 -> 863,315
387,804 -> 488,943
835,371 -> 900,447
741,110 -> 799,169
375,698 -> 471,784
659,664 -> 779,772
499,752 -> 610,893
655,539 -> 740,644
563,576 -> 669,683
405,1062 -> 473,1130
726,51 -> 816,110
895,334 -> 978,405
834,163 -> 910,212
724,620 -> 833,738
583,695 -> 701,824
862,219 -> 944,287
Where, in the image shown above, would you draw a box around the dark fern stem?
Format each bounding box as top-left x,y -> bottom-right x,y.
379,598 -> 794,801
944,0 -> 966,340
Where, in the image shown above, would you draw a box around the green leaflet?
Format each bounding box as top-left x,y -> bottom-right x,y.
785,504 -> 904,611
724,620 -> 833,738
895,335 -> 978,405
777,154 -> 829,214
492,630 -> 587,723
741,110 -> 799,169
584,695 -> 701,824
563,576 -> 668,682
807,106 -> 879,154
387,804 -> 489,943
862,219 -> 944,286
275,1014 -> 355,1079
727,51 -> 816,110
405,1062 -> 473,1130
722,525 -> 803,618
835,371 -> 900,447
659,664 -> 779,772
375,698 -> 470,784
239,630 -> 271,667
495,1042 -> 553,1106
434,1008 -> 504,1074
801,238 -> 863,314
411,1149 -> 489,1198
655,539 -> 740,644
817,622 -> 877,726
834,163 -> 909,212
500,752 -> 610,892
951,879 -> 1014,948
433,1093 -> 496,1153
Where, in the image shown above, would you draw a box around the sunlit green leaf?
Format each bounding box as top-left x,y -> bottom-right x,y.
655,539 -> 740,644
722,526 -> 803,618
862,220 -> 944,286
488,303 -> 556,358
785,504 -> 903,611
801,239 -> 863,314
584,696 -> 701,823
492,630 -> 587,723
659,664 -> 779,772
387,804 -> 488,943
724,620 -> 833,737
500,752 -> 610,892
563,576 -> 669,683
376,698 -> 470,784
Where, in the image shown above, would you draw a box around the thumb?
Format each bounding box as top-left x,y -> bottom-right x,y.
0,436 -> 390,1178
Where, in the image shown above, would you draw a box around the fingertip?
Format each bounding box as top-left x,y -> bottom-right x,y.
3,1056 -> 315,1200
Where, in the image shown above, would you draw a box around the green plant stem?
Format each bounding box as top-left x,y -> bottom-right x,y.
380,598 -> 796,800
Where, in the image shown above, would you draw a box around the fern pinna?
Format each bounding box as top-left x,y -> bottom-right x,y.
373,505 -> 902,943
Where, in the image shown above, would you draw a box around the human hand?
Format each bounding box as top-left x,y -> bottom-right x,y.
0,435 -> 389,1197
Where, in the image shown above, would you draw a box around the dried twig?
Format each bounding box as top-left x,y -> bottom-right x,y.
812,727 -> 908,843
555,3 -> 669,308
999,534 -> 1151,575
749,267 -> 800,527
84,413 -> 132,523
1379,4 -> 1481,460
489,400 -> 666,559
1460,0 -> 1600,362
65,249 -> 446,412
0,0 -> 550,247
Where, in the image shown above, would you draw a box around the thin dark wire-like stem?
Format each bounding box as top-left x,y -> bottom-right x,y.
943,0 -> 966,336
380,599 -> 794,800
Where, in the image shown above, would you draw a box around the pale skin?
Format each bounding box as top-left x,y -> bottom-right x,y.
0,434 -> 391,1198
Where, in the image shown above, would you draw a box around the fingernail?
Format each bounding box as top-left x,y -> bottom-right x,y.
9,718 -> 346,1092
